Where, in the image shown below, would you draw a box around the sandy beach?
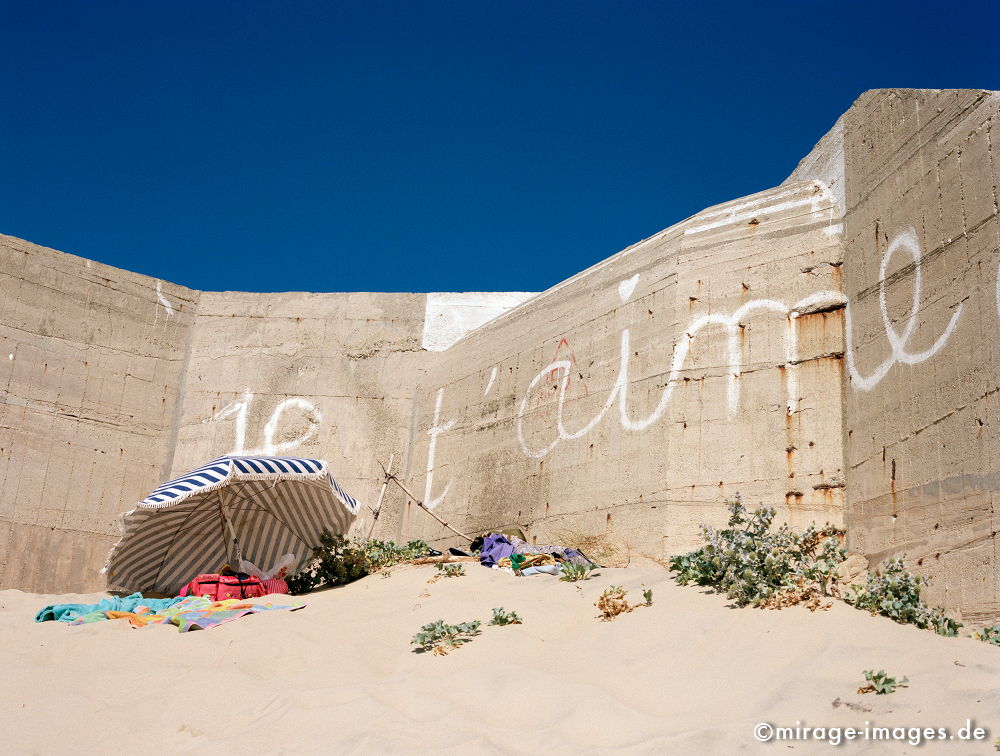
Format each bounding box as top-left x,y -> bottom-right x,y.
2,561 -> 997,754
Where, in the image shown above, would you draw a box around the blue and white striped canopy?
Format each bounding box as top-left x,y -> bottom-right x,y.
103,455 -> 361,596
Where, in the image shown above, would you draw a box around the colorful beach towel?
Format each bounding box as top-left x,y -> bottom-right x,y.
64,595 -> 305,631
35,593 -> 186,623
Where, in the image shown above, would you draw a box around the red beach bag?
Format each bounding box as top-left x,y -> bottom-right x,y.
180,573 -> 267,601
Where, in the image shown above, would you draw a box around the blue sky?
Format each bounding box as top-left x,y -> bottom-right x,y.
2,1 -> 997,293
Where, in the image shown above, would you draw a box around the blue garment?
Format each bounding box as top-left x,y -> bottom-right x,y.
520,564 -> 562,577
34,593 -> 185,623
479,534 -> 515,568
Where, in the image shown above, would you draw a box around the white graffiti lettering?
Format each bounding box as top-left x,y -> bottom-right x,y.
516,275 -> 847,459
206,389 -> 322,456
844,228 -> 964,392
423,388 -> 455,510
514,228 -> 965,459
483,366 -> 498,396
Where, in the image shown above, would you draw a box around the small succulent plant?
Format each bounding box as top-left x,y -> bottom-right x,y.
559,562 -> 599,582
489,607 -> 522,626
435,563 -> 466,577
412,619 -> 481,655
859,669 -> 908,695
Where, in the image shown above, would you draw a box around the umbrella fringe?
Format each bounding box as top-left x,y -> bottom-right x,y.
135,470 -> 333,510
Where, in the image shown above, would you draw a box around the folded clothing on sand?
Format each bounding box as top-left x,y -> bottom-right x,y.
479,533 -> 516,568
497,553 -> 559,571
481,533 -> 595,574
34,593 -> 186,623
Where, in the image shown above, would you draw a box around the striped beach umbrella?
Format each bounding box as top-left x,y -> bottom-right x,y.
103,455 -> 361,596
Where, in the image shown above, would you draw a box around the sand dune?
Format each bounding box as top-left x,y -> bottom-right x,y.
2,561 -> 997,754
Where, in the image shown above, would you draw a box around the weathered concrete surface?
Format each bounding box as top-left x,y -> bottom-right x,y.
838,90 -> 998,624
168,289 -> 433,542
403,180 -> 847,559
0,236 -> 197,592
0,239 -> 534,591
1,88 -> 997,624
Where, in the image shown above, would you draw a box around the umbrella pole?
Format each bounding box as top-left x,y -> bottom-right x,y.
377,460 -> 473,543
217,492 -> 244,567
366,453 -> 394,539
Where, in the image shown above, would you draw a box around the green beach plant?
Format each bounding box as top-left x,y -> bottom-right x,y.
846,558 -> 962,637
287,531 -> 429,594
489,607 -> 522,626
669,494 -> 846,608
435,563 -> 466,578
859,669 -> 908,695
972,625 -> 1000,646
559,562 -> 599,582
642,588 -> 653,606
411,619 -> 482,655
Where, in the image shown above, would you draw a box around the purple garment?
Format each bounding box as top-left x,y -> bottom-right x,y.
479,533 -> 515,567
479,532 -> 597,569
506,535 -> 595,567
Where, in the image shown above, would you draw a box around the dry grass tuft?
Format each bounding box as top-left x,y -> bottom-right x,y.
552,528 -> 631,568
596,585 -> 638,621
758,586 -> 832,612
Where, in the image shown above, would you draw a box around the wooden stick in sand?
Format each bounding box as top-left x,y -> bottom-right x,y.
408,555 -> 479,565
365,453 -> 394,539
377,459 -> 474,543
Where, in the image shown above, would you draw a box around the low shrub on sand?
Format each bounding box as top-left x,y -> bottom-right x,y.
847,558 -> 962,636
287,532 -> 429,594
669,493 -> 845,610
672,496 -> 966,636
595,586 -> 652,621
973,625 -> 1000,646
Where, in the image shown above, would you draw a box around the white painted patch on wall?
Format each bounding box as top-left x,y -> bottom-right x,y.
683,185 -> 835,236
421,292 -> 537,351
156,280 -> 174,319
617,274 -> 639,303
483,366 -> 498,396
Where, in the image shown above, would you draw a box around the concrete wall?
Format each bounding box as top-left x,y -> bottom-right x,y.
0,238 -> 532,591
168,289 -> 432,542
0,235 -> 197,592
837,90 -> 998,624
1,88 -> 997,623
402,180 -> 848,557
